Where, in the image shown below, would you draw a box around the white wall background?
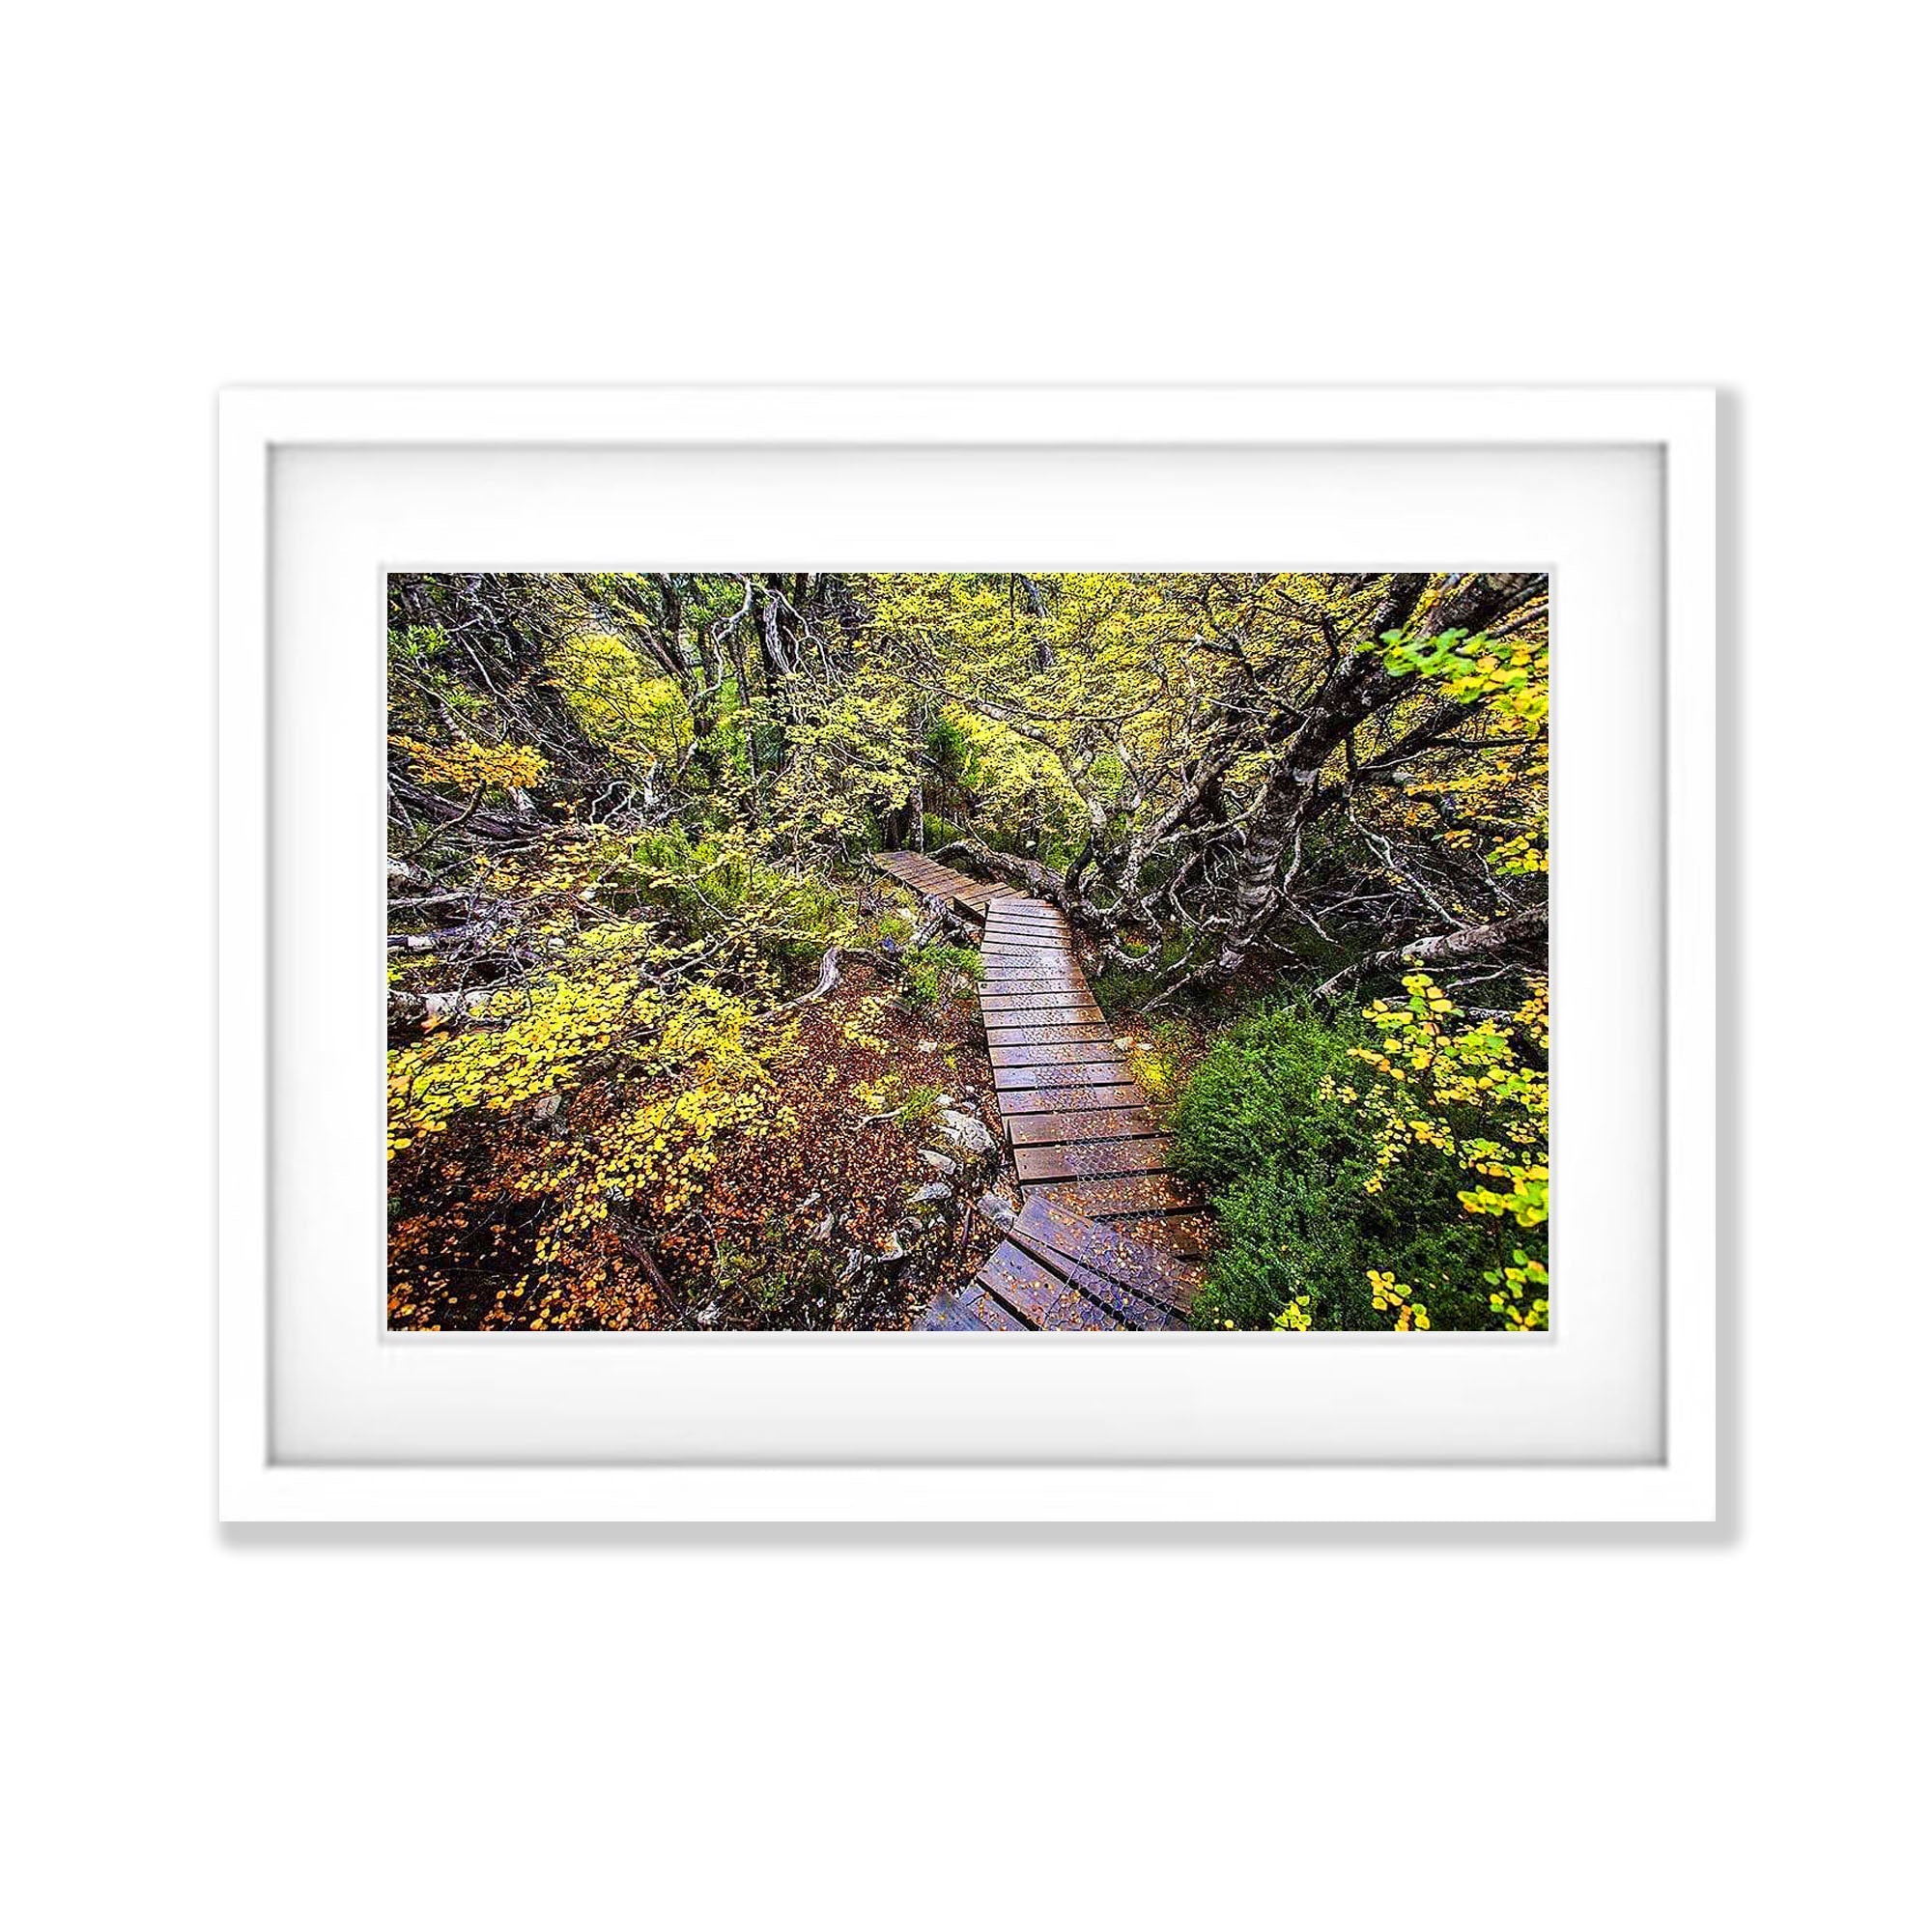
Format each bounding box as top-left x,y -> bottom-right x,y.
4,5 -> 1919,1927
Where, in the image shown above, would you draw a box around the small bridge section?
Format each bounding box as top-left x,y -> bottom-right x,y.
867,849 -> 1014,924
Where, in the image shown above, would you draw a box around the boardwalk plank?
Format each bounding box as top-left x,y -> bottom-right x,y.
981,1010 -> 1108,1030
996,1082 -> 1146,1114
996,1231 -> 1181,1332
1108,1210 -> 1217,1260
975,1244 -> 1067,1326
915,1288 -> 991,1330
1006,1106 -> 1161,1146
974,1244 -> 1133,1330
990,1040 -> 1133,1068
983,1023 -> 1118,1047
993,1059 -> 1133,1091
1012,1137 -> 1175,1182
1022,1173 -> 1199,1216
979,997 -> 1106,1021
1013,1195 -> 1203,1310
981,1244 -> 1175,1337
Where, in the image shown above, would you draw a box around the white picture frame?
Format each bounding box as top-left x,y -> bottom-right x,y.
218,384 -> 1717,1523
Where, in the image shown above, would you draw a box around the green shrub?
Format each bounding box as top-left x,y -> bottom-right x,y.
1173,1001 -> 1502,1331
921,811 -> 970,852
898,1082 -> 943,1128
618,830 -> 843,965
901,940 -> 981,1009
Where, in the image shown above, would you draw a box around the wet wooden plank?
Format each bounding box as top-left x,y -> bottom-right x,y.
1013,1195 -> 1204,1310
914,1288 -> 991,1330
982,993 -> 1087,1010
874,852 -> 957,882
996,1082 -> 1147,1114
1013,1137 -> 1176,1182
925,1279 -> 1029,1331
992,1223 -> 1179,1331
988,1029 -> 1118,1048
981,1010 -> 1108,1032
1108,1210 -> 1217,1261
1030,1250 -> 1178,1330
983,1022 -> 1118,1048
875,860 -> 979,897
1006,1106 -> 1161,1146
976,1243 -> 1086,1328
916,1283 -> 1028,1329
989,1040 -> 1133,1068
979,996 -> 1106,1021
1022,1172 -> 1200,1216
980,1239 -> 1176,1332
993,1059 -> 1133,1091
1043,1284 -> 1140,1331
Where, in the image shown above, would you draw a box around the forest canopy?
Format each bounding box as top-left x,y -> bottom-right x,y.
386,571 -> 1549,1334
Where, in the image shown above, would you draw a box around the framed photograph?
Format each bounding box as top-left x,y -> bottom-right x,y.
218,384 -> 1716,1521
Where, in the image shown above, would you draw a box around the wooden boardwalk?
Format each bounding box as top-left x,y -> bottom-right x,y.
867,848 -> 1016,925
867,852 -> 1208,1331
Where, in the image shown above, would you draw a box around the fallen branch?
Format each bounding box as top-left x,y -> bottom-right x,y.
929,837 -> 1068,908
764,945 -> 843,1018
386,985 -> 504,1021
1314,907 -> 1548,1002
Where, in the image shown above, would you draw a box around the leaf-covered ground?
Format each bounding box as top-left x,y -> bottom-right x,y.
387,961 -> 1004,1331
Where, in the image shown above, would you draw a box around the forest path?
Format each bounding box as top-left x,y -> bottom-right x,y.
867,852 -> 1208,1330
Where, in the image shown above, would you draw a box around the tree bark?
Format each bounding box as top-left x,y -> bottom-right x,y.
930,837 -> 1069,908
1315,907 -> 1548,1000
